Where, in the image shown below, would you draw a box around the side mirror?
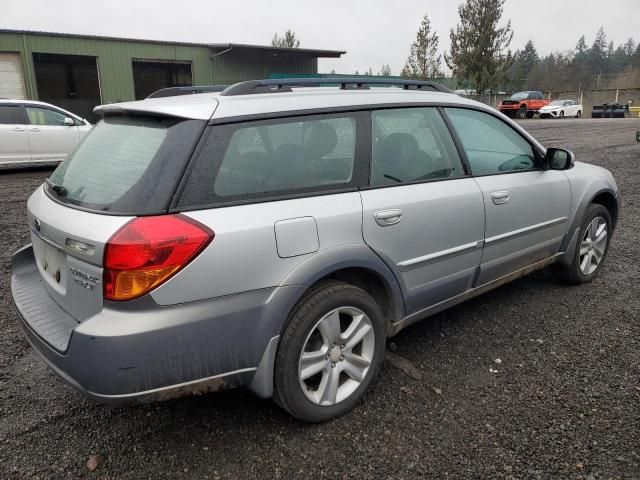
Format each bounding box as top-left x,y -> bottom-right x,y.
546,148 -> 575,170
64,117 -> 75,126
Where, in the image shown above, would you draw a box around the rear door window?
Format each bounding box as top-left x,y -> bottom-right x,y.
48,115 -> 205,214
178,112 -> 368,208
0,105 -> 24,124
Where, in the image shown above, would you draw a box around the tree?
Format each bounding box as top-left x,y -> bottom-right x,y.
571,35 -> 591,87
623,38 -> 636,57
575,36 -> 588,56
271,29 -> 300,48
508,40 -> 539,89
588,27 -> 608,74
445,0 -> 513,93
379,64 -> 392,76
401,14 -> 442,79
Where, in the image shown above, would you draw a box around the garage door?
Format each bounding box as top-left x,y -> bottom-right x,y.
0,53 -> 27,99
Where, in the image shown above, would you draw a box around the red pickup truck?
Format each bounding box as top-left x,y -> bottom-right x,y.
499,91 -> 550,119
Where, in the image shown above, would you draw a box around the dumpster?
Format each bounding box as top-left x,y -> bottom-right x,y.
591,103 -> 629,118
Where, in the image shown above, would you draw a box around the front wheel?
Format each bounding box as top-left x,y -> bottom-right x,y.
274,281 -> 386,422
560,110 -> 565,119
516,106 -> 526,119
576,110 -> 582,118
552,204 -> 612,284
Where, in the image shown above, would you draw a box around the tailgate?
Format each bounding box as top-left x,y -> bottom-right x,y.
26,185 -> 132,322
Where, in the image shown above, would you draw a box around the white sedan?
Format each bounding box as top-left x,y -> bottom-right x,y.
539,100 -> 583,119
0,100 -> 92,166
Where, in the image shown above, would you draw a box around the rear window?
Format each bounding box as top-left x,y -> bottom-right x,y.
48,115 -> 204,214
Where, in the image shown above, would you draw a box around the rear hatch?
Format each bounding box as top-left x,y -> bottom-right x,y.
27,114 -> 206,324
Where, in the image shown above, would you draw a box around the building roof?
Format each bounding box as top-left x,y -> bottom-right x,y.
208,43 -> 345,58
0,29 -> 345,58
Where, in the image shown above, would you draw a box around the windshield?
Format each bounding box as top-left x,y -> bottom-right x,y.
549,100 -> 565,106
507,92 -> 529,100
508,92 -> 529,100
48,115 -> 204,214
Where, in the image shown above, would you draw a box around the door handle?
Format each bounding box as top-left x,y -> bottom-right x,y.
12,127 -> 25,132
374,209 -> 403,227
490,191 -> 510,205
28,127 -> 41,132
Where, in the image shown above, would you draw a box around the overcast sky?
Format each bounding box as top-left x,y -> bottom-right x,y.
2,0 -> 638,75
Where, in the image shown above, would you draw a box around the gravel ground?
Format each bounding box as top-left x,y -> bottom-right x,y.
0,118 -> 639,479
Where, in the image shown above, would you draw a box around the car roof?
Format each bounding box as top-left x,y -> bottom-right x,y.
94,87 -> 487,121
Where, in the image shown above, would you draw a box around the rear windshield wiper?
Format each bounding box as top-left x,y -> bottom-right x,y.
46,178 -> 67,197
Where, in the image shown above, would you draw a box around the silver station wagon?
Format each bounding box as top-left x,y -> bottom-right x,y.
11,79 -> 619,422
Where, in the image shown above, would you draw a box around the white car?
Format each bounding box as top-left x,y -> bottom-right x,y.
0,100 -> 92,166
539,100 -> 583,119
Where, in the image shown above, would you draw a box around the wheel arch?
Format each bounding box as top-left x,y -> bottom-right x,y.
558,186 -> 619,266
279,245 -> 406,328
591,190 -> 619,230
248,245 -> 405,399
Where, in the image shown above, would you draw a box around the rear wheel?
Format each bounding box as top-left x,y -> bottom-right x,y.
552,204 -> 612,284
274,281 -> 386,422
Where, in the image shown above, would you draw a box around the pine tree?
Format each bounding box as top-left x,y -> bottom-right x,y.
575,36 -> 589,56
508,40 -> 539,89
623,38 -> 636,56
379,64 -> 392,76
271,29 -> 301,48
445,0 -> 513,93
588,27 -> 608,73
401,14 -> 441,80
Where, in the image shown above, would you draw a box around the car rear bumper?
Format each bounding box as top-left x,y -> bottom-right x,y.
11,244 -> 300,402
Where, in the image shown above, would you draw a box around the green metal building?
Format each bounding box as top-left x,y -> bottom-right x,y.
0,30 -> 345,121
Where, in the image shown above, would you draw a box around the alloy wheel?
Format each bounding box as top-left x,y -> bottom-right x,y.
579,216 -> 608,275
298,306 -> 375,406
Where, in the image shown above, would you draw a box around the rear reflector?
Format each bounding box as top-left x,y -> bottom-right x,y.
104,215 -> 214,301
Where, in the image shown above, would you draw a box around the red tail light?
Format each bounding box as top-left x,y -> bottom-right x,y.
104,214 -> 214,301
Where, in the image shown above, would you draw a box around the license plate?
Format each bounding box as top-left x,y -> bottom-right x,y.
32,233 -> 67,287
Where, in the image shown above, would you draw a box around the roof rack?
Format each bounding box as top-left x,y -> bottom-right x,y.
147,85 -> 228,99
219,78 -> 452,96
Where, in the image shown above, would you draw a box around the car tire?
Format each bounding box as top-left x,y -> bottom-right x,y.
576,110 -> 582,118
273,281 -> 386,422
560,110 -> 565,119
516,106 -> 526,119
552,204 -> 612,284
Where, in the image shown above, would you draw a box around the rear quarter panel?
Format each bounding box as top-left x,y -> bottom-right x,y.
151,192 -> 365,305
